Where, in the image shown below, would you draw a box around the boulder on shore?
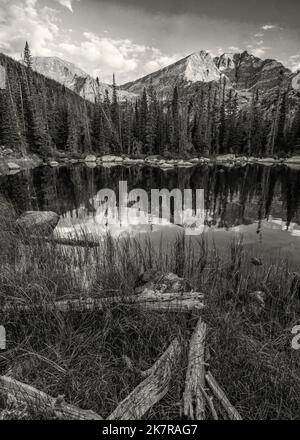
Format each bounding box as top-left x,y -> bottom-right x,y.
135,270 -> 192,294
84,155 -> 97,162
216,154 -> 236,162
7,162 -> 20,170
101,155 -> 124,162
16,211 -> 59,236
285,156 -> 300,164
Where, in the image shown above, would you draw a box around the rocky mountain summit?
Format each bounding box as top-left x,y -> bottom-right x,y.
31,56 -> 136,103
213,51 -> 292,91
122,49 -> 300,103
122,50 -> 221,99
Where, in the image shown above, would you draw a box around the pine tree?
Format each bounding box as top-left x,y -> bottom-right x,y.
66,111 -> 78,152
111,73 -> 121,150
289,104 -> 300,154
218,77 -> 227,154
140,88 -> 148,150
24,41 -> 32,68
276,89 -> 288,155
171,85 -> 180,154
145,80 -> 157,154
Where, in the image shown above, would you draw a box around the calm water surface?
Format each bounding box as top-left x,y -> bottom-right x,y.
1,163 -> 300,267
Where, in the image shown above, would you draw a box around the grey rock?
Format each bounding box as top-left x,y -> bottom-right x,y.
7,162 -> 20,170
16,211 -> 59,236
135,270 -> 192,294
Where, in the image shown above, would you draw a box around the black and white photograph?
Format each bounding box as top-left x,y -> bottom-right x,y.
0,0 -> 300,428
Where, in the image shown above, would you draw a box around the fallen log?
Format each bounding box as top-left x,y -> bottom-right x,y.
0,375 -> 103,420
205,372 -> 242,420
183,317 -> 207,419
107,338 -> 182,420
28,235 -> 100,248
3,290 -> 205,314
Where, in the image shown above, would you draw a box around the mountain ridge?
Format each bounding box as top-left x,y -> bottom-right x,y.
121,49 -> 300,100
31,56 -> 137,103
30,50 -> 300,105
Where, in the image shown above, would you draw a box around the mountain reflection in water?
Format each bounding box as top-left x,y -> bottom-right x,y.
1,163 -> 300,266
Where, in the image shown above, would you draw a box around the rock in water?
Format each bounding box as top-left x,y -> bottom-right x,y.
16,211 -> 59,236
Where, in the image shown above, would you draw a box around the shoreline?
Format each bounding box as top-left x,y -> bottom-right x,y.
1,153 -> 300,176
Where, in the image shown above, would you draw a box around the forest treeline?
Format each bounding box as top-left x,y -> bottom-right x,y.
0,49 -> 300,159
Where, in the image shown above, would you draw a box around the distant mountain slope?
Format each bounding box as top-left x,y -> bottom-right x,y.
121,50 -> 222,99
31,56 -> 137,103
0,52 -> 96,156
213,51 -> 292,91
121,49 -> 300,104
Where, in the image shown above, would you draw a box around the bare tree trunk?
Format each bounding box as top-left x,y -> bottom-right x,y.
183,317 -> 206,419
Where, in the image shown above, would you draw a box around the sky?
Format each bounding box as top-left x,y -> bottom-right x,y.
0,0 -> 299,84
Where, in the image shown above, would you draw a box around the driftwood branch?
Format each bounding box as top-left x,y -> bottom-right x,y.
0,376 -> 103,420
4,290 -> 205,314
183,317 -> 207,419
205,372 -> 242,420
107,338 -> 182,420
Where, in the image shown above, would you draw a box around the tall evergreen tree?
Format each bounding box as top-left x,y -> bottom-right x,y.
24,41 -> 32,68
171,85 -> 180,153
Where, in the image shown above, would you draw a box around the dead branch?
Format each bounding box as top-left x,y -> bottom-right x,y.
107,338 -> 182,420
205,371 -> 242,420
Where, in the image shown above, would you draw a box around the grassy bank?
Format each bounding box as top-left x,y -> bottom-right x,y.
0,199 -> 300,419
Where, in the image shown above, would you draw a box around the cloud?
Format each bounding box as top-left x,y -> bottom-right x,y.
252,46 -> 271,57
0,0 -> 59,57
254,32 -> 264,38
53,0 -> 78,12
289,56 -> 300,72
292,63 -> 300,72
289,54 -> 300,60
261,24 -> 277,30
144,54 -> 179,73
0,0 -> 185,82
59,32 -> 180,82
60,33 -> 147,79
228,46 -> 241,52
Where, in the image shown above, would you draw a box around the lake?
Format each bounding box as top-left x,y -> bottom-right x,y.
1,162 -> 300,268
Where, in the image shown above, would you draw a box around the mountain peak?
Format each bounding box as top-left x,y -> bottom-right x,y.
184,50 -> 222,83
31,56 -> 137,102
121,49 -> 222,98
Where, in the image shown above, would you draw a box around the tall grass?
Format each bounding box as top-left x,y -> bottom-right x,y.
0,195 -> 300,419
